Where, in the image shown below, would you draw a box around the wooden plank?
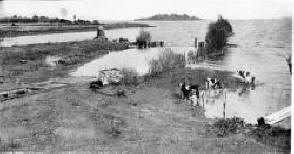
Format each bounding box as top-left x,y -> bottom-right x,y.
264,106 -> 291,124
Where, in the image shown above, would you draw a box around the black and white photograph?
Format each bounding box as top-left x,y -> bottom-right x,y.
0,0 -> 292,153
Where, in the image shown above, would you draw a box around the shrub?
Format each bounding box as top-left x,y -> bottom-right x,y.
148,48 -> 185,76
136,30 -> 151,48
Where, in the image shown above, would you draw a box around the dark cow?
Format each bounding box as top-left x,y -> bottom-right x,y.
90,80 -> 104,89
206,77 -> 219,89
237,70 -> 255,84
178,82 -> 200,101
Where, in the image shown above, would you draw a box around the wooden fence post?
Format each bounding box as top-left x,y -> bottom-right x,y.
195,37 -> 198,48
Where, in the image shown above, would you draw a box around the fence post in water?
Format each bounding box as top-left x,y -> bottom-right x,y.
223,90 -> 226,119
160,41 -> 164,47
195,37 -> 198,48
202,90 -> 205,107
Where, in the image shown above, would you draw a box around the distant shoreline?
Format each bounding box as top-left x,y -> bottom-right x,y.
0,23 -> 153,37
135,19 -> 203,21
135,14 -> 202,21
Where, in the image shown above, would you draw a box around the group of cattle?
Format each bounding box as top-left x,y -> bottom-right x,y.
178,70 -> 256,106
236,70 -> 256,84
178,77 -> 224,106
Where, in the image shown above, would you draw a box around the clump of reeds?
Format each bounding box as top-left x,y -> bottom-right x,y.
120,67 -> 139,86
212,117 -> 245,136
136,30 -> 151,49
148,48 -> 185,76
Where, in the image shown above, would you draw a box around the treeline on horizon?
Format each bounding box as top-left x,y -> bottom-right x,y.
136,13 -> 201,21
0,15 -> 100,25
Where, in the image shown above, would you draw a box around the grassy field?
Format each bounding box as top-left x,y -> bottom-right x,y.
0,42 -> 290,152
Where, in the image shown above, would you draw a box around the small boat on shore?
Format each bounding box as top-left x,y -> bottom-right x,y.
264,106 -> 291,125
97,68 -> 123,85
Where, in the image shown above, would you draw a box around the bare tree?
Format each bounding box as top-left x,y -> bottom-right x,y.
73,14 -> 77,24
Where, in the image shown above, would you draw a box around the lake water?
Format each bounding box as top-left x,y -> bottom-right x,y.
2,19 -> 291,127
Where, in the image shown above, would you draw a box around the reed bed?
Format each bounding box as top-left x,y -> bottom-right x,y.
148,48 -> 185,76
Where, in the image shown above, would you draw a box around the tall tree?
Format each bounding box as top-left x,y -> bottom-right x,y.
204,15 -> 233,53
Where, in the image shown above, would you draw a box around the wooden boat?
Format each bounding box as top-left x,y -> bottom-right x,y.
264,106 -> 291,124
0,88 -> 30,101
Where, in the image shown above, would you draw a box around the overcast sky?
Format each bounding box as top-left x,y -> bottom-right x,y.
1,0 -> 292,20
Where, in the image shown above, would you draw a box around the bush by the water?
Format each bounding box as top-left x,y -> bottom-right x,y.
136,30 -> 151,48
205,15 -> 233,53
148,48 -> 185,76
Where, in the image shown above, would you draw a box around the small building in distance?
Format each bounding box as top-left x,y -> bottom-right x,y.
95,26 -> 108,41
